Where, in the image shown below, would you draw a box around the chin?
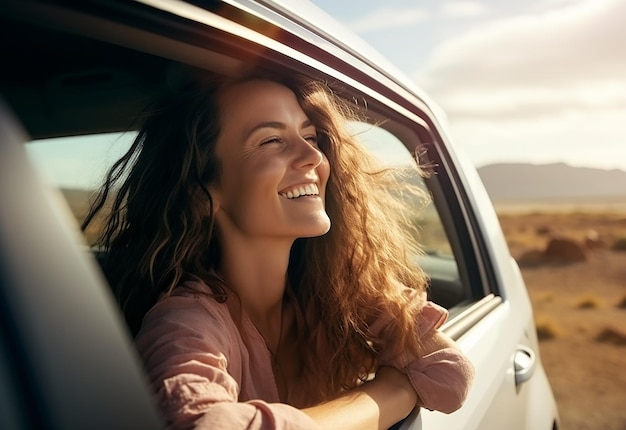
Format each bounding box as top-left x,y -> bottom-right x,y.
298,216 -> 331,238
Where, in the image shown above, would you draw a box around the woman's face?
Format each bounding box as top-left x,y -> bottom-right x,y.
210,79 -> 331,244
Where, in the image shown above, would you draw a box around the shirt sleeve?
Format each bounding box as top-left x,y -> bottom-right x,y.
373,289 -> 475,414
135,294 -> 321,430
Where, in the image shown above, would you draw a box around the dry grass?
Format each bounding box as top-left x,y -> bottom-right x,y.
596,327 -> 626,346
535,317 -> 561,340
536,291 -> 555,303
575,295 -> 601,309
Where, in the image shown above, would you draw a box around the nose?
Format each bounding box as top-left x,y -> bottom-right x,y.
292,135 -> 324,169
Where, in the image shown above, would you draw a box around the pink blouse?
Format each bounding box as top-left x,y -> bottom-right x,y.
135,279 -> 474,429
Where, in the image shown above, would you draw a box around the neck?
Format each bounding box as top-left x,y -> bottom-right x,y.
219,236 -> 292,326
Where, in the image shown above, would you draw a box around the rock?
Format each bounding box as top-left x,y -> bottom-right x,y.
596,327 -> 626,346
545,237 -> 587,263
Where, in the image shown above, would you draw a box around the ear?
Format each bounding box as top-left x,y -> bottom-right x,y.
207,184 -> 221,215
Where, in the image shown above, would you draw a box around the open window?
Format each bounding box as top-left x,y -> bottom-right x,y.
25,133 -> 135,246
348,121 -> 469,310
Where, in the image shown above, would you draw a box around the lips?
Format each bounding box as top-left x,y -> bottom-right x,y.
279,183 -> 320,199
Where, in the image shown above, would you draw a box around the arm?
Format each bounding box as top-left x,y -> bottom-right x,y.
302,366 -> 417,430
375,293 -> 475,414
301,325 -> 470,430
135,292 -> 321,430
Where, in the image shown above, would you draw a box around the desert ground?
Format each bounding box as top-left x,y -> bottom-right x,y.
496,205 -> 626,430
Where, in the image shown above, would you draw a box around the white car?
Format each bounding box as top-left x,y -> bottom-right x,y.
0,0 -> 559,429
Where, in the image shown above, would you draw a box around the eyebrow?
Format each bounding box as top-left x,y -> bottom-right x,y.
244,119 -> 314,140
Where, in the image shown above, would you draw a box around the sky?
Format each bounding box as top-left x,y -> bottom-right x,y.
310,0 -> 626,171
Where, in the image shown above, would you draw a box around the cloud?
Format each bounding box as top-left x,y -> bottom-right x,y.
416,0 -> 626,119
436,83 -> 626,119
447,107 -> 626,170
348,7 -> 429,33
440,1 -> 490,18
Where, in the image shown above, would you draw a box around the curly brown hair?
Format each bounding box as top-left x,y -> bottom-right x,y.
83,70 -> 429,401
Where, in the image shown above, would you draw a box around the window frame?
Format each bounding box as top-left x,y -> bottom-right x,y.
348,107 -> 503,334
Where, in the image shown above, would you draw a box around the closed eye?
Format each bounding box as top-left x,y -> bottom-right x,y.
304,135 -> 319,146
260,137 -> 283,145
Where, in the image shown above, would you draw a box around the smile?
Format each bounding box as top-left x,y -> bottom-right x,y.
279,183 -> 320,199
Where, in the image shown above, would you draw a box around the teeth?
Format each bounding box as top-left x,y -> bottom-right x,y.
280,183 -> 319,199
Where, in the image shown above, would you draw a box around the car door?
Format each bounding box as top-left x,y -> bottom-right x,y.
350,117 -> 558,429
0,98 -> 164,429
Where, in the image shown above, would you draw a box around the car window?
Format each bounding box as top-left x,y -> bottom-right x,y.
24,119 -> 472,310
348,121 -> 453,257
25,132 -> 135,245
349,121 -> 469,309
24,119 -> 475,311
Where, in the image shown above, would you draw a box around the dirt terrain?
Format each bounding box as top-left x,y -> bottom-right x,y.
497,209 -> 626,430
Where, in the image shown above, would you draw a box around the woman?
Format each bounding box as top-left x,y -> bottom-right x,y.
83,71 -> 474,429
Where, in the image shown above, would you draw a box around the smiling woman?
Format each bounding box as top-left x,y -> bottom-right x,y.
79,70 -> 474,429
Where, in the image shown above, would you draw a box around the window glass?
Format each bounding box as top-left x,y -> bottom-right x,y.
25,132 -> 135,244
348,121 -> 465,309
26,133 -> 135,190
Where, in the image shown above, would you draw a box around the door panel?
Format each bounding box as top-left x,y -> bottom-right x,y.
405,301 -> 531,429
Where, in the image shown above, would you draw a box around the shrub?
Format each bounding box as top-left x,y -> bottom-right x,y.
517,249 -> 546,267
611,237 -> 626,252
576,296 -> 601,309
535,225 -> 552,236
536,318 -> 560,340
596,327 -> 626,346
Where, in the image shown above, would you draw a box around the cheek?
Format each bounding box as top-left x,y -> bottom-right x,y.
224,158 -> 284,201
319,154 -> 331,188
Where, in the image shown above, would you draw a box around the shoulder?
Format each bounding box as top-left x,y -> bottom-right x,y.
137,279 -> 237,349
157,279 -> 228,315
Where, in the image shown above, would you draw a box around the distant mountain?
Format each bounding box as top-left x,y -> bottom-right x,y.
477,162 -> 626,201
